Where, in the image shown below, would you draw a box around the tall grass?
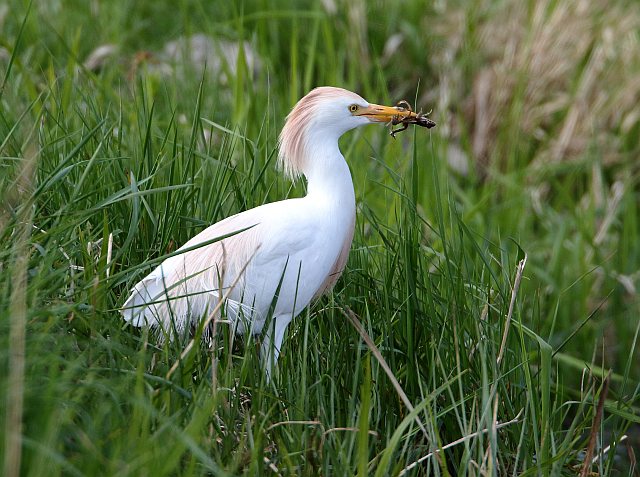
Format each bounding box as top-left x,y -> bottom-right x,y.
1,0 -> 639,475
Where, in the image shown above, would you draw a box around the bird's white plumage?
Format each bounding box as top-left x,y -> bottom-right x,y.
122,87 -> 383,377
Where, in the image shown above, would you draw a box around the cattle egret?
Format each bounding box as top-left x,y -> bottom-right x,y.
122,86 -> 434,379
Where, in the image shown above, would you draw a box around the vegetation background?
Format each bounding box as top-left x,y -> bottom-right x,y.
1,0 -> 639,475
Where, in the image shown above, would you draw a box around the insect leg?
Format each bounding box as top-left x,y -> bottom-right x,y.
390,122 -> 409,138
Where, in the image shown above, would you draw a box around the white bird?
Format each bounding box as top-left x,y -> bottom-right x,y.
122,86 -> 433,378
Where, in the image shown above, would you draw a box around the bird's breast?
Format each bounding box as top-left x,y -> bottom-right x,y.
238,196 -> 356,318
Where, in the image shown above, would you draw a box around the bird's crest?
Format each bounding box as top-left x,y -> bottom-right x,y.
278,87 -> 362,180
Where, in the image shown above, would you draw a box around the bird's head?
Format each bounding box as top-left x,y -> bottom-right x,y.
278,87 -> 427,180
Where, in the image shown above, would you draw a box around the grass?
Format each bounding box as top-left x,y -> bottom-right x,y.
1,0 -> 639,474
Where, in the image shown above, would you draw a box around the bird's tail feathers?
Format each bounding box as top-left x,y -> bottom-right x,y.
121,263 -> 216,335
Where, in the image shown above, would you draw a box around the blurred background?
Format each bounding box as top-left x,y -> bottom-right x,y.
1,0 -> 639,474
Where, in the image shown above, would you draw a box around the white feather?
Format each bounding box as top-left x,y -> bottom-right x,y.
122,87 -> 386,377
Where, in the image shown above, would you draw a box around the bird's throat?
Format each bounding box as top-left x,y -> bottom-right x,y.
303,146 -> 355,210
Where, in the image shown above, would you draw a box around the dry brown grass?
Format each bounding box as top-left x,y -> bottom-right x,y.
429,0 -> 640,174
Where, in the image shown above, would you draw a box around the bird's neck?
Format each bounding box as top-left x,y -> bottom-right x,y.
302,139 -> 355,207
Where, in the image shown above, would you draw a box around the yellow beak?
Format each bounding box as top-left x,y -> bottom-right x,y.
355,104 -> 408,122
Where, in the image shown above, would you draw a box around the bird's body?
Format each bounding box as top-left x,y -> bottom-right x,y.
122,87 -> 431,377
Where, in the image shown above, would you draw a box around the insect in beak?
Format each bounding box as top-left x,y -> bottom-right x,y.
388,100 -> 436,138
355,100 -> 436,137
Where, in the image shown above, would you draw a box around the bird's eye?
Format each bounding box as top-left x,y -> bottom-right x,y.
349,104 -> 359,113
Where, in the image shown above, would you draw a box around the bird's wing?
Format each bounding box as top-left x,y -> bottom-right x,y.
121,198 -> 338,336
121,209 -> 263,334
